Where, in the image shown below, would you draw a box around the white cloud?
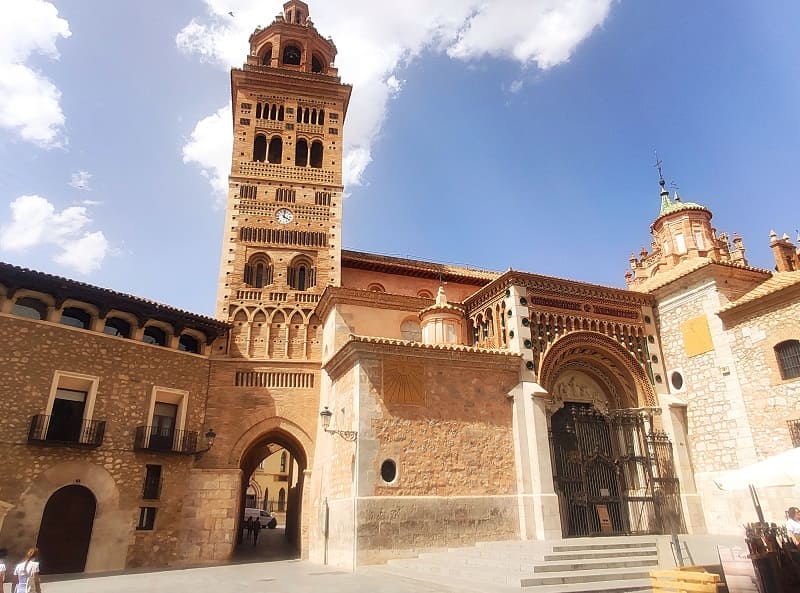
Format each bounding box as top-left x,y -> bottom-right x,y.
182,105 -> 233,205
0,194 -> 109,274
54,232 -> 109,274
69,170 -> 92,190
0,0 -> 71,148
176,0 -> 613,195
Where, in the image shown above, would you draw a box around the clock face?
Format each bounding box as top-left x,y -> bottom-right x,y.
275,208 -> 294,224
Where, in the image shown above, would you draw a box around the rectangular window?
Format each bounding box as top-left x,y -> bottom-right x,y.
239,118 -> 251,125
694,231 -> 705,251
285,123 -> 294,130
36,372 -> 102,445
329,112 -> 338,121
142,465 -> 162,500
662,241 -> 670,255
240,102 -> 252,109
139,387 -> 189,452
137,507 -> 157,530
674,233 -> 686,254
328,128 -> 338,135
239,185 -> 257,199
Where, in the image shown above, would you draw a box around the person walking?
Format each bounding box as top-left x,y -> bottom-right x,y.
12,547 -> 41,593
252,517 -> 261,547
244,516 -> 254,543
787,507 -> 800,544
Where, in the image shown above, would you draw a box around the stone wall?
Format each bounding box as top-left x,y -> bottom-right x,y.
724,298 -> 800,459
0,314 -> 211,570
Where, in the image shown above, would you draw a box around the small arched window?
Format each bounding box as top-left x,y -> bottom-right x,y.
309,141 -> 323,168
60,307 -> 91,329
252,134 -> 267,162
280,452 -> 287,472
310,109 -> 317,125
367,283 -> 385,293
178,334 -> 200,353
283,45 -> 301,66
776,340 -> 800,380
270,104 -> 277,120
255,103 -> 262,119
267,137 -> 283,164
12,297 -> 47,320
417,290 -> 433,299
143,326 -> 167,346
295,139 -> 308,167
278,106 -> 284,121
318,110 -> 325,125
311,55 -> 323,73
104,317 -> 131,338
278,488 -> 286,511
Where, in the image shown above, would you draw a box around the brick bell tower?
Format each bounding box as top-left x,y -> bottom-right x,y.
216,0 -> 351,360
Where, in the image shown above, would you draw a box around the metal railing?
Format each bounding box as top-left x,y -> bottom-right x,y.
28,414 -> 105,447
134,426 -> 198,454
789,419 -> 800,447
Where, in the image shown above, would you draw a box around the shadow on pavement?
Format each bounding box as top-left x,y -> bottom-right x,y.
232,526 -> 300,563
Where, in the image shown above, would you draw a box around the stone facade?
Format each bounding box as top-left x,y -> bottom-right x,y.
2,0 -> 800,576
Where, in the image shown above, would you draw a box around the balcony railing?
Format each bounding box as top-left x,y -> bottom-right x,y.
789,419 -> 800,447
134,426 -> 198,454
28,414 -> 105,447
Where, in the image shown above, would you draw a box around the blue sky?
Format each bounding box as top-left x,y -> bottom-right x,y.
1,1 -> 798,317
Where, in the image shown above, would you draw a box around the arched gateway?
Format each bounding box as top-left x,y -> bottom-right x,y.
37,485 -> 96,573
541,332 -> 684,537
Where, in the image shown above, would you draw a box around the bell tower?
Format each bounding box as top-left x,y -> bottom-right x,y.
216,1 -> 352,360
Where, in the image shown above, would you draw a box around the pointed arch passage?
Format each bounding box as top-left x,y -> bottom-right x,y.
37,485 -> 96,573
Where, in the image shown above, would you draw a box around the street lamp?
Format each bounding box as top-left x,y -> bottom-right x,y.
319,407 -> 357,441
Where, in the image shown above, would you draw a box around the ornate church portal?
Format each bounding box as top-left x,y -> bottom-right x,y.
548,372 -> 684,538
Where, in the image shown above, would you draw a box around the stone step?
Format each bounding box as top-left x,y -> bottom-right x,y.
407,551 -> 657,574
520,567 -> 653,587
552,541 -> 657,553
543,549 -> 656,561
387,557 -> 652,588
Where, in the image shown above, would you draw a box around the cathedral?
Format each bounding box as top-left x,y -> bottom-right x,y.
1,0 -> 799,574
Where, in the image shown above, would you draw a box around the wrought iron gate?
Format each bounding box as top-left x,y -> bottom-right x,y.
550,403 -> 684,537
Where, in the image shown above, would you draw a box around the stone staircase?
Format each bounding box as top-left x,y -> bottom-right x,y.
374,536 -> 661,593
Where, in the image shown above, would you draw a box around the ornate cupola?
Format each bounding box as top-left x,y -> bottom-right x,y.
419,285 -> 466,345
626,175 -> 748,290
246,0 -> 339,77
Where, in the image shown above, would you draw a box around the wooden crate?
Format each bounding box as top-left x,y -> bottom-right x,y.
650,568 -> 724,593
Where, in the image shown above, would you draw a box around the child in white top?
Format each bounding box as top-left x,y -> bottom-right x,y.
0,547 -> 7,593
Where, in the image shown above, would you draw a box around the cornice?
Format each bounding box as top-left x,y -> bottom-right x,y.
323,334 -> 520,380
341,249 -> 498,285
647,261 -> 771,298
464,270 -> 654,312
315,286 -> 433,322
718,277 -> 800,325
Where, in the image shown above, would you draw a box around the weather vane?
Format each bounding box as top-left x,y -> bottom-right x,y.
654,151 -> 665,185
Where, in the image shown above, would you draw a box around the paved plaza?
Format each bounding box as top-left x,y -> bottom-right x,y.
35,560 -> 471,593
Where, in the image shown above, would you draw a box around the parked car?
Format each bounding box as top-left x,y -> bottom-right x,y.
243,507 -> 277,529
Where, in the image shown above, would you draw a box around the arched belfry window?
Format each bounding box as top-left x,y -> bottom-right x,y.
309,141 -> 323,168
267,136 -> 283,164
311,55 -> 324,73
287,256 -> 315,291
295,139 -> 308,167
143,325 -> 167,347
253,135 -> 267,162
775,340 -> 800,380
283,45 -> 301,66
261,43 -> 272,66
244,254 -> 274,288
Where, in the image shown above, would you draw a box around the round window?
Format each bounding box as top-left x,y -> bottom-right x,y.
380,459 -> 397,483
671,371 -> 684,391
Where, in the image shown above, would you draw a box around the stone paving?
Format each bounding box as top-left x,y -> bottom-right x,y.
21,528 -> 489,593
